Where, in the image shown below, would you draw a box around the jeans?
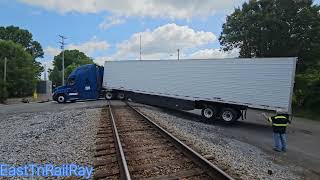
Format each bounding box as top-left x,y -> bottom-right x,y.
273,133 -> 287,151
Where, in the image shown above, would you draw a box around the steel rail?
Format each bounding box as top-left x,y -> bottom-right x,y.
126,102 -> 234,180
107,101 -> 131,180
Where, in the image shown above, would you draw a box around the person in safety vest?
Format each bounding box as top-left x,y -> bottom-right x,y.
263,109 -> 290,152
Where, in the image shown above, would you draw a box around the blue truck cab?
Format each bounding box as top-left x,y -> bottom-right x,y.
52,64 -> 104,103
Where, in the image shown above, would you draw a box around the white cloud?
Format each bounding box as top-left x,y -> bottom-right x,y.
44,37 -> 109,57
19,0 -> 245,19
44,46 -> 61,57
113,23 -> 216,60
99,16 -> 125,30
41,60 -> 54,70
94,56 -> 111,66
190,48 -> 239,59
67,38 -> 109,55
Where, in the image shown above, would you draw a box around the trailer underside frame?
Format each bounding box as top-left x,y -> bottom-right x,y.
105,90 -> 248,124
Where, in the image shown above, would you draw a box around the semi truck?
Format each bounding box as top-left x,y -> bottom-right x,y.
53,57 -> 297,123
52,64 -> 105,103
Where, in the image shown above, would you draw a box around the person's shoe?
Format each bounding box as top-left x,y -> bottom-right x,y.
282,149 -> 287,152
273,148 -> 281,152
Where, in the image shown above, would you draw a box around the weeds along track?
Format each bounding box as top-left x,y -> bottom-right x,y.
94,101 -> 233,180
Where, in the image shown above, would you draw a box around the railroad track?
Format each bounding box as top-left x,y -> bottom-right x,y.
94,101 -> 233,180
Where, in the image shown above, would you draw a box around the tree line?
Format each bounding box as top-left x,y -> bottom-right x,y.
220,0 -> 320,117
0,26 -> 44,102
0,26 -> 93,103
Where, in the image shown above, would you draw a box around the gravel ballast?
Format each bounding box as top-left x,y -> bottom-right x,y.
136,105 -> 302,180
0,107 -> 101,167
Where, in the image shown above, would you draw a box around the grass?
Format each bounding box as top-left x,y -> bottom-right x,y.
293,109 -> 320,121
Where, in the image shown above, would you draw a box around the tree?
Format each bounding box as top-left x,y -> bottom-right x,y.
219,0 -> 320,116
0,26 -> 44,59
49,50 -> 94,86
0,40 -> 40,98
0,26 -> 44,79
0,80 -> 8,103
48,68 -> 62,87
219,0 -> 320,64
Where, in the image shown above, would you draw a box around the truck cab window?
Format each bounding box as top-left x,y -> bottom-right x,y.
68,78 -> 76,86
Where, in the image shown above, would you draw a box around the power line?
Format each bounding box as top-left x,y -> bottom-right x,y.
59,35 -> 67,86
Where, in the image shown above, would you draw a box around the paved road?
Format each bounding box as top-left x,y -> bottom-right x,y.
1,100 -> 319,178
0,99 -> 107,115
178,108 -> 320,177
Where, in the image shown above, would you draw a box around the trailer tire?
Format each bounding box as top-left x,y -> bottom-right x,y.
57,94 -> 66,103
117,92 -> 125,100
201,106 -> 216,121
105,92 -> 113,100
220,108 -> 238,123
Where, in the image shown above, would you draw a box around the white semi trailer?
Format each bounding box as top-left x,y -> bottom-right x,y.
103,58 -> 297,123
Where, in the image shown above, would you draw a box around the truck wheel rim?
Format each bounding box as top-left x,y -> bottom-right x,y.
58,96 -> 64,102
106,93 -> 112,99
118,93 -> 124,99
222,111 -> 233,121
204,108 -> 213,118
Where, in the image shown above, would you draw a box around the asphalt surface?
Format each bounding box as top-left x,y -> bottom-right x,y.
0,99 -> 106,115
162,108 -> 320,178
1,100 -> 319,178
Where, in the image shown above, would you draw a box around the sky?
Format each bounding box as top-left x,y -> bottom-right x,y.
0,0 -> 319,79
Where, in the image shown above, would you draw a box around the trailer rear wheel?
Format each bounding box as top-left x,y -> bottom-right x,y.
201,106 -> 216,121
105,92 -> 113,100
221,108 -> 238,123
57,94 -> 66,103
117,92 -> 125,100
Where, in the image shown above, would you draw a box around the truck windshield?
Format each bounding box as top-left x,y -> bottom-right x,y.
68,78 -> 76,86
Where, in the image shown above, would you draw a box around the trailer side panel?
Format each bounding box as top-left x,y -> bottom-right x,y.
103,58 -> 297,112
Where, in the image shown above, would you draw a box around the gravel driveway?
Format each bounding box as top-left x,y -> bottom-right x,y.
0,103 -> 101,176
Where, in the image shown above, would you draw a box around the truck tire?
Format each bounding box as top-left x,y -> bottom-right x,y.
57,94 -> 66,103
105,92 -> 113,100
201,106 -> 216,121
117,92 -> 125,100
220,108 -> 239,123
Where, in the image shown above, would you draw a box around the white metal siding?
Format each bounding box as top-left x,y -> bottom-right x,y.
103,58 -> 296,112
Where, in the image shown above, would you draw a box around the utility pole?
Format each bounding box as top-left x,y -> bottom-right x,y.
44,64 -> 47,81
177,49 -> 180,60
139,34 -> 142,60
3,57 -> 7,83
59,35 -> 67,85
